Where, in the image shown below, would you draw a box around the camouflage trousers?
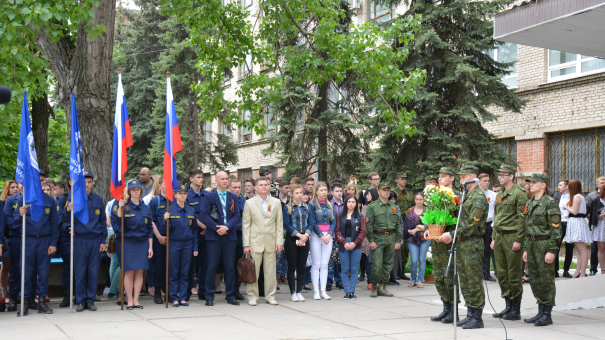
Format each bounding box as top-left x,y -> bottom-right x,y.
370,233 -> 396,284
432,240 -> 460,304
527,239 -> 556,306
494,232 -> 523,301
457,238 -> 485,309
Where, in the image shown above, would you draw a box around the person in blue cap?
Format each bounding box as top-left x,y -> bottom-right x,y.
112,179 -> 153,310
148,176 -> 168,304
15,183 -> 60,316
162,184 -> 198,307
64,170 -> 108,311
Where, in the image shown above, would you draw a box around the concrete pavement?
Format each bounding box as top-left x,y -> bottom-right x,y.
3,274 -> 604,340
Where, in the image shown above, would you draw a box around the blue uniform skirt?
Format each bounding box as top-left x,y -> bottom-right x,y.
116,237 -> 149,271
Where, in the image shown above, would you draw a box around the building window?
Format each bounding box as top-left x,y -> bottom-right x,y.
239,108 -> 252,143
239,53 -> 253,79
263,107 -> 276,138
548,50 -> 605,81
548,130 -> 605,192
488,42 -> 517,88
219,119 -> 232,140
295,109 -> 305,131
495,138 -> 517,164
238,168 -> 252,184
369,1 -> 392,22
240,0 -> 252,7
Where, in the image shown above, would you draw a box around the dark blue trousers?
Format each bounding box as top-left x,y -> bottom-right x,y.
234,233 -> 243,287
57,235 -> 71,288
74,237 -> 101,304
190,238 -> 207,298
152,236 -> 166,289
22,235 -> 51,298
205,236 -> 236,300
169,240 -> 192,302
8,238 -> 23,296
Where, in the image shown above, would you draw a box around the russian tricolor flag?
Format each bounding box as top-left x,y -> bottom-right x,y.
110,71 -> 133,201
163,73 -> 182,202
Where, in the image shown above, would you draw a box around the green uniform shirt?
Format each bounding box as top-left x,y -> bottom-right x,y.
523,194 -> 562,254
456,185 -> 488,237
493,184 -> 528,243
365,199 -> 403,244
393,186 -> 414,214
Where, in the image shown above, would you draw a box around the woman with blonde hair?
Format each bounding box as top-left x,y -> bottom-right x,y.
308,181 -> 336,300
112,180 -> 154,309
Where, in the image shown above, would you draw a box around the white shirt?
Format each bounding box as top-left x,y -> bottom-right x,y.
483,189 -> 497,224
260,195 -> 270,215
559,193 -> 570,222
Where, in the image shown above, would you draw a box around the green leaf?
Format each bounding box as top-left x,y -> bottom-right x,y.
20,7 -> 31,15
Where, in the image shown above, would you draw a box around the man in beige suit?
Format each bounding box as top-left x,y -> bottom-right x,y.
243,177 -> 284,306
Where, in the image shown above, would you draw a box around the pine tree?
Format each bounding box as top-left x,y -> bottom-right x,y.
366,0 -> 525,190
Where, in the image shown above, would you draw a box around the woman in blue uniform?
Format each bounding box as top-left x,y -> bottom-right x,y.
112,180 -> 153,310
163,185 -> 198,307
148,176 -> 168,304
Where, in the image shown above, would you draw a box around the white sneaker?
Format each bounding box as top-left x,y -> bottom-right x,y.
313,291 -> 321,300
297,293 -> 305,302
291,293 -> 300,302
320,291 -> 331,300
103,287 -> 110,296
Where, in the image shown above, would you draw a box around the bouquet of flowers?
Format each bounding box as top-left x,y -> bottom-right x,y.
420,184 -> 460,227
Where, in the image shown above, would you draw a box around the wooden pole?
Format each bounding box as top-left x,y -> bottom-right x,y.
20,195 -> 25,317
120,205 -> 125,310
165,215 -> 169,308
69,189 -> 74,313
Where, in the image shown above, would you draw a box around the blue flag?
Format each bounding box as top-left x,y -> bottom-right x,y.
15,91 -> 45,222
70,94 -> 89,224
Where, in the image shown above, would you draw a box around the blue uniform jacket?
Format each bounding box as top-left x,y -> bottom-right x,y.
148,195 -> 169,235
62,192 -> 108,245
161,202 -> 198,252
233,196 -> 246,234
199,190 -> 241,241
111,200 -> 153,240
308,200 -> 336,236
0,203 -> 5,245
56,194 -> 69,236
14,193 -> 60,247
4,194 -> 21,238
186,188 -> 206,240
283,202 -> 312,237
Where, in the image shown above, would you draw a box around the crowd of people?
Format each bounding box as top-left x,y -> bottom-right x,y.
0,164 -> 604,328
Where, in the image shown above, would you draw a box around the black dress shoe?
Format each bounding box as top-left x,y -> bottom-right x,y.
227,299 -> 240,306
326,286 -> 332,291
29,296 -> 38,310
88,303 -> 97,311
180,302 -> 189,306
401,274 -> 410,280
484,276 -> 496,282
337,284 -> 344,290
276,286 -> 280,291
234,291 -> 245,301
134,305 -> 143,309
589,271 -> 597,276
126,305 -> 134,310
205,300 -> 214,306
76,304 -> 86,312
562,271 -> 572,278
554,271 -> 559,278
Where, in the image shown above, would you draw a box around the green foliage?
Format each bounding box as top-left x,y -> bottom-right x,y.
0,113 -> 19,181
47,107 -> 70,180
366,0 -> 525,190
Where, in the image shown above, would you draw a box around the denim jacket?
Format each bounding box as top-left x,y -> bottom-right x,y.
283,202 -> 312,237
308,200 -> 336,236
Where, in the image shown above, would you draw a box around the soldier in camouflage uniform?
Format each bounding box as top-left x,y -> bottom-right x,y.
393,172 -> 414,280
424,175 -> 437,186
454,165 -> 488,329
429,167 -> 461,324
522,173 -> 561,327
366,182 -> 403,298
491,164 -> 528,320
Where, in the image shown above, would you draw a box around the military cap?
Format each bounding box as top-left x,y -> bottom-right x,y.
457,165 -> 479,175
39,170 -> 45,177
526,173 -> 549,184
396,172 -> 408,179
437,167 -> 456,177
127,179 -> 143,189
83,170 -> 94,178
425,175 -> 437,181
378,182 -> 392,190
173,184 -> 188,193
497,164 -> 517,175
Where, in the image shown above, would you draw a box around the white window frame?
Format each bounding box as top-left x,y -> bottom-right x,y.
262,107 -> 276,138
239,108 -> 252,143
548,50 -> 605,82
219,119 -> 232,140
239,53 -> 253,79
240,0 -> 252,8
490,42 -> 517,89
368,1 -> 392,22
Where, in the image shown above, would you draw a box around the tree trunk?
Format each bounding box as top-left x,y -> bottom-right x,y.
31,93 -> 51,176
192,75 -> 200,170
316,82 -> 330,182
34,0 -> 116,201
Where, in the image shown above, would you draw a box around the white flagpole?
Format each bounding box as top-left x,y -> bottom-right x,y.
20,195 -> 25,317
70,189 -> 74,313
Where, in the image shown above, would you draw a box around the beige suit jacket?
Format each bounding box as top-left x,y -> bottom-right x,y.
242,195 -> 283,253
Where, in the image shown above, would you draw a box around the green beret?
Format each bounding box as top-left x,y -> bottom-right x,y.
437,167 -> 456,177
526,173 -> 549,184
457,165 -> 479,175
